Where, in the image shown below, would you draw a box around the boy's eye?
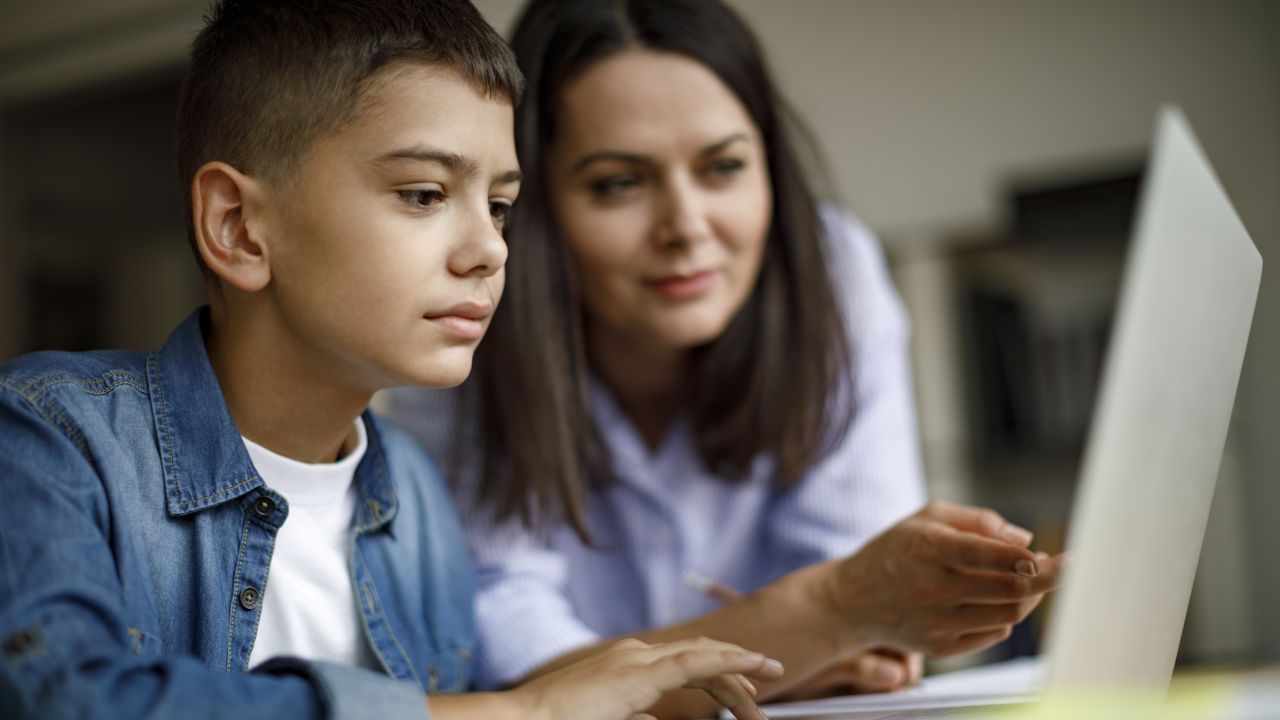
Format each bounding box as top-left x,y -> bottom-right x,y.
490,200 -> 512,230
589,174 -> 642,198
397,188 -> 445,209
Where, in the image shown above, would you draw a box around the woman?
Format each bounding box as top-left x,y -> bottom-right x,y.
388,0 -> 1061,716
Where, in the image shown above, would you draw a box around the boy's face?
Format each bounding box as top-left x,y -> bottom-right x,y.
256,63 -> 519,391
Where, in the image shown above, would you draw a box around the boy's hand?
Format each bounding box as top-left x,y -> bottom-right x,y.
814,501 -> 1063,657
510,637 -> 785,720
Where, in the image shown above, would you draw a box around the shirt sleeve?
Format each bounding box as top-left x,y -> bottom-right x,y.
0,389 -> 428,720
464,519 -> 602,689
764,207 -> 928,575
383,387 -> 601,691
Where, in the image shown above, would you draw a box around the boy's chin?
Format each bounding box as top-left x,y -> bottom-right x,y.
395,355 -> 474,389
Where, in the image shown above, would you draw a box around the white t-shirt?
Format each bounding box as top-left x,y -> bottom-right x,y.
244,418 -> 380,671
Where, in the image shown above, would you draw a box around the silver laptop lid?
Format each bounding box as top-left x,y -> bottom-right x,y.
1045,107 -> 1262,692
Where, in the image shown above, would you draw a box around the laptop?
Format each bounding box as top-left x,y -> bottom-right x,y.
741,107 -> 1263,719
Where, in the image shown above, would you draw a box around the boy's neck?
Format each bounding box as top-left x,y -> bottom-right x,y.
204,302 -> 370,464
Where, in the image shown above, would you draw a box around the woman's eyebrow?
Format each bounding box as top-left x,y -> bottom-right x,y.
698,132 -> 750,157
570,132 -> 751,174
571,150 -> 649,174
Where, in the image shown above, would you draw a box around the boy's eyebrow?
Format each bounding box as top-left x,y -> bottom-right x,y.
570,132 -> 751,174
492,169 -> 523,186
375,146 -> 521,184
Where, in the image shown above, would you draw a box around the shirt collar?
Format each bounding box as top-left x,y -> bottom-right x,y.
146,308 -> 399,529
147,308 -> 263,516
351,413 -> 400,533
587,374 -> 692,495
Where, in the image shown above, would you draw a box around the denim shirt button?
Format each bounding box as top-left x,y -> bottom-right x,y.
252,496 -> 275,517
239,587 -> 260,610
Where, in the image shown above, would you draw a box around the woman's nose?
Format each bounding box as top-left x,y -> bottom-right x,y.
653,175 -> 711,250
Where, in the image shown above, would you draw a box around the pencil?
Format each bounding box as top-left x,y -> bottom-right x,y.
682,569 -> 745,604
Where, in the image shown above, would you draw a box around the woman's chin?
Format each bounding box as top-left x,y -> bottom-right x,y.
656,318 -> 736,351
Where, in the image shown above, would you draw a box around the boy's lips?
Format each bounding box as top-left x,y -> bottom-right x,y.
424,301 -> 492,340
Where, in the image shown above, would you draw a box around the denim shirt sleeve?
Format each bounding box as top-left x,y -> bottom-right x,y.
257,659 -> 429,720
0,389 -> 428,720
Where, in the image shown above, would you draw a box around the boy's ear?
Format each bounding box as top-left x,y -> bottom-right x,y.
192,161 -> 271,292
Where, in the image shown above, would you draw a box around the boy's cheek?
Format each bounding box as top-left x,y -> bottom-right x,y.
491,273 -> 507,304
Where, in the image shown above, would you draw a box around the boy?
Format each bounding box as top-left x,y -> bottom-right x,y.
0,1 -> 781,718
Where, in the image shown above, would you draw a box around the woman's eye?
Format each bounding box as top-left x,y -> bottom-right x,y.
589,175 -> 642,197
706,158 -> 746,178
490,200 -> 512,229
396,188 -> 445,209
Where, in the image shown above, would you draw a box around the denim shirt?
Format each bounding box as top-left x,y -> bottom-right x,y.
0,310 -> 473,719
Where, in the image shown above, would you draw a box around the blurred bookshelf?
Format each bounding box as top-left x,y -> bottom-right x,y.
891,167 -> 1143,668
956,170 -> 1140,543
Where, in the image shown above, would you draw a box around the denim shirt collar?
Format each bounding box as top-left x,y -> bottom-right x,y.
350,417 -> 401,535
146,308 -> 398,529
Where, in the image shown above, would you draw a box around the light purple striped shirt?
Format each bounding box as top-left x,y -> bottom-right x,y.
385,207 -> 926,690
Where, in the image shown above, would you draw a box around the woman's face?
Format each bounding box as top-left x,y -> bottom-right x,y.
547,50 -> 772,352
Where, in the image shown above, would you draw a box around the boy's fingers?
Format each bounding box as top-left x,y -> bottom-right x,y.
649,646 -> 784,691
639,636 -> 754,661
735,673 -> 758,697
689,673 -> 768,720
745,656 -> 785,682
925,502 -> 1033,546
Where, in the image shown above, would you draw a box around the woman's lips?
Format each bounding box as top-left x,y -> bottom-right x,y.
645,270 -> 716,300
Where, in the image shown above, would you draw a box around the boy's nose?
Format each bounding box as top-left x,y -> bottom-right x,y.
449,208 -> 508,278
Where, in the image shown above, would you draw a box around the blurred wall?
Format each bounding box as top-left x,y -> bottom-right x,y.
1,0 -> 1277,660
0,125 -> 19,362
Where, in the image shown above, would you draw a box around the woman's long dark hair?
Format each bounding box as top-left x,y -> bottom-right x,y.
470,0 -> 854,541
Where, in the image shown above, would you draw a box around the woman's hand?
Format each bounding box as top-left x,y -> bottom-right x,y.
509,637 -> 785,720
775,648 -> 924,700
814,501 -> 1063,657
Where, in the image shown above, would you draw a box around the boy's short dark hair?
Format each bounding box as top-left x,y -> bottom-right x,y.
176,0 -> 524,279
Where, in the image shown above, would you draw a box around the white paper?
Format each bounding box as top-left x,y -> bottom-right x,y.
724,657 -> 1043,719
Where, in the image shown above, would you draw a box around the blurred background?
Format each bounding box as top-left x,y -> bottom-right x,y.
0,0 -> 1275,669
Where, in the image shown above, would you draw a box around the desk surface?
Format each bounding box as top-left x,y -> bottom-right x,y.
740,660 -> 1279,720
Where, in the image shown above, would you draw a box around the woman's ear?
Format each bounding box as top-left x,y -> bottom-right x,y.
191,161 -> 271,292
